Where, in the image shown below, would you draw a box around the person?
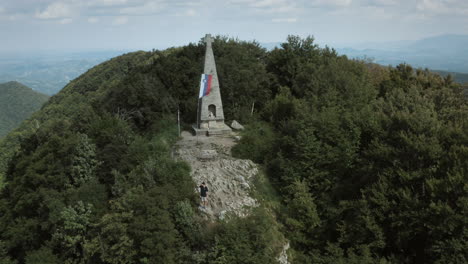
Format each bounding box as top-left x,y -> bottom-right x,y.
199,182 -> 208,208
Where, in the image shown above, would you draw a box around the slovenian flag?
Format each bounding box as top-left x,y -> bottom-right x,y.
199,74 -> 213,98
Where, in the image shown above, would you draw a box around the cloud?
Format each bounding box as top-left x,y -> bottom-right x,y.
175,1 -> 205,7
417,0 -> 445,11
59,18 -> 73,24
96,0 -> 128,5
229,0 -> 298,13
175,7 -> 198,17
0,6 -> 20,21
119,0 -> 166,15
272,17 -> 297,22
370,0 -> 398,6
0,7 -> 24,21
87,17 -> 99,23
251,0 -> 288,8
310,0 -> 352,7
185,9 -> 197,16
112,16 -> 128,25
229,0 -> 354,14
416,0 -> 468,15
35,2 -> 73,19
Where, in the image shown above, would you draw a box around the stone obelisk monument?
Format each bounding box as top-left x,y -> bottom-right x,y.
193,34 -> 232,136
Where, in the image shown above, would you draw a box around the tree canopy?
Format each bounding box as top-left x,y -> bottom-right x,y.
0,81 -> 49,138
0,35 -> 466,264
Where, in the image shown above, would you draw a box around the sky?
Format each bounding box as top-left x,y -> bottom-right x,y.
0,0 -> 468,52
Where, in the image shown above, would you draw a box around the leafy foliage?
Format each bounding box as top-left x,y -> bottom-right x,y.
0,81 -> 49,138
0,36 -> 466,264
235,37 -> 468,263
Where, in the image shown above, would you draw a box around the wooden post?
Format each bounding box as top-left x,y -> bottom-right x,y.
178,108 -> 181,137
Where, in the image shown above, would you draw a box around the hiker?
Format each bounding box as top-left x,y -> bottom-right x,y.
200,182 -> 208,208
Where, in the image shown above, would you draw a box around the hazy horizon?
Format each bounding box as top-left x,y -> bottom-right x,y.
1,0 -> 468,53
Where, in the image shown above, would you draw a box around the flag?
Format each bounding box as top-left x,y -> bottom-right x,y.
199,74 -> 213,98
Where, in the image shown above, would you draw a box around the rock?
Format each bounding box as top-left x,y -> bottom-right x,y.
234,135 -> 242,141
175,131 -> 258,220
277,242 -> 290,264
230,120 -> 244,130
198,149 -> 217,160
175,131 -> 288,263
234,175 -> 246,182
218,210 -> 227,220
198,206 -> 208,213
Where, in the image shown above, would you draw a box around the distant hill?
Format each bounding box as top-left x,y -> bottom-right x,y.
434,70 -> 468,84
0,50 -> 127,95
406,34 -> 468,53
0,81 -> 49,138
261,34 -> 468,74
335,34 -> 468,74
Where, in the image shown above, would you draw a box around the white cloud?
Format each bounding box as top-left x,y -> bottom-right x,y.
0,6 -> 28,21
175,8 -> 198,17
0,6 -> 20,21
87,17 -> 99,23
272,17 -> 297,22
417,0 -> 445,11
185,9 -> 197,16
251,0 -> 287,8
59,18 -> 73,24
175,1 -> 205,7
112,16 -> 128,25
360,0 -> 397,6
84,0 -> 130,7
230,0 -> 298,13
373,0 -> 398,5
35,2 -> 73,19
230,0 -> 354,14
310,0 -> 352,7
120,0 -> 166,15
416,0 -> 468,15
98,0 -> 128,5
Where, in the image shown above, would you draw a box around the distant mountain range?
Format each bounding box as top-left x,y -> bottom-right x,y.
336,34 -> 468,77
0,81 -> 49,138
0,34 -> 466,97
263,34 -> 468,83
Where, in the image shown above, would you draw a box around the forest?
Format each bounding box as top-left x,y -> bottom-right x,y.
0,36 -> 466,264
0,81 -> 49,138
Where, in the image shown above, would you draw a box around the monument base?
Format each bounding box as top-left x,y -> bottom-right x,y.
192,123 -> 232,136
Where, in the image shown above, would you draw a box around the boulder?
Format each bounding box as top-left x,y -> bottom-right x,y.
234,175 -> 246,183
230,120 -> 245,130
218,210 -> 227,220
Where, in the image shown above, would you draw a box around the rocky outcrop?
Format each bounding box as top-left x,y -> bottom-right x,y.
174,131 -> 290,264
174,131 -> 257,220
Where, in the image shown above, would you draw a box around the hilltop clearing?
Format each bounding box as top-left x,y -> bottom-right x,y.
175,131 -> 258,219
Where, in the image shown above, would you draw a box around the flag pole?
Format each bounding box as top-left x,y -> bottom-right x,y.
196,98 -> 200,129
197,74 -> 203,129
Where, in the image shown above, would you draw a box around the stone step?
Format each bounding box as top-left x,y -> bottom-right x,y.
208,130 -> 226,136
